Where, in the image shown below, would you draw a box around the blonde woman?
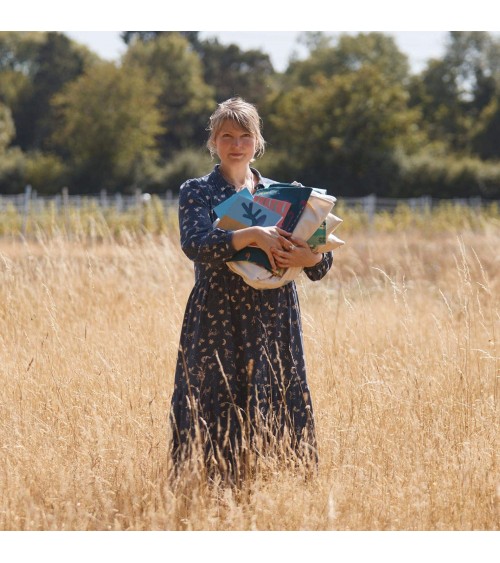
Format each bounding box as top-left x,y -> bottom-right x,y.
169,98 -> 333,481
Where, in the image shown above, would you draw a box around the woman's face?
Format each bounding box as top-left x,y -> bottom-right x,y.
214,120 -> 256,166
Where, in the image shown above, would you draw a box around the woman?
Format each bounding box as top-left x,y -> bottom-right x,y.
169,98 -> 333,481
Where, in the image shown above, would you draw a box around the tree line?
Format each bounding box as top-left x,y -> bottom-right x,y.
1,30 -> 500,198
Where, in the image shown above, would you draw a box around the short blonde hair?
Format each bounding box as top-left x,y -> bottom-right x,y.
206,97 -> 266,160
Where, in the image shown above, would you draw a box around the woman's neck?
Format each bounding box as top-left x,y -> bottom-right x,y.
219,163 -> 256,191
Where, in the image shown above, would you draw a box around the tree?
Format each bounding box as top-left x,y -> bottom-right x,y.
0,102 -> 15,153
409,58 -> 468,149
444,32 -> 500,108
198,38 -> 276,106
121,31 -> 200,49
122,33 -> 215,157
471,95 -> 500,159
52,62 -> 164,193
1,32 -> 99,154
14,32 -> 91,151
0,31 -> 46,113
285,32 -> 410,87
409,31 -> 500,152
263,66 -> 424,196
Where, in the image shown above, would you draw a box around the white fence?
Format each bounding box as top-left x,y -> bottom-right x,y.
0,185 -> 495,226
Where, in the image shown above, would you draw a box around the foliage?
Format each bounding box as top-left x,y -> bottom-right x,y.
471,95 -> 500,159
122,33 -> 215,157
0,102 -> 15,152
264,66 -> 424,195
145,149 -> 213,194
409,32 -> 500,152
198,37 -> 276,106
0,146 -> 26,193
120,31 -> 201,48
1,31 -> 500,198
51,62 -> 164,193
25,152 -> 68,195
285,32 -> 410,87
7,32 -> 94,152
0,147 -> 68,195
396,148 -> 500,198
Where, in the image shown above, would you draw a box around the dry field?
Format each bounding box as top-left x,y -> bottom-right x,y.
0,222 -> 498,530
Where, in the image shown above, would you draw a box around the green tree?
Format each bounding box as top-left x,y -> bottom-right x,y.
264,66 -> 423,195
0,32 -> 99,154
122,33 -> 215,156
0,102 -> 15,153
409,58 -> 467,148
121,31 -> 201,49
14,32 -> 91,151
52,62 -> 164,193
0,101 -> 26,194
410,31 -> 500,152
285,32 -> 410,87
471,95 -> 500,159
198,38 -> 276,105
0,31 -> 46,108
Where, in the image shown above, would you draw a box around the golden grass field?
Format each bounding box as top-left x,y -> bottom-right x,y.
0,207 -> 498,530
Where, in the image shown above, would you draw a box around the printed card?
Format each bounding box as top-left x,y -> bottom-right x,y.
253,195 -> 291,227
217,196 -> 282,230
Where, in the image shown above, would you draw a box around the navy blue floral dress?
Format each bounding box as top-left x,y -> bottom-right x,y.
169,165 -> 333,475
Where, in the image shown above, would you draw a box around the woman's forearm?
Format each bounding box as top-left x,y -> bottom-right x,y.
231,227 -> 258,251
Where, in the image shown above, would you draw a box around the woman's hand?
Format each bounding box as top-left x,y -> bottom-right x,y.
271,236 -> 323,269
252,226 -> 293,271
232,225 -> 292,271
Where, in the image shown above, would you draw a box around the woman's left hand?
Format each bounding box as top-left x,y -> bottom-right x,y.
271,236 -> 323,269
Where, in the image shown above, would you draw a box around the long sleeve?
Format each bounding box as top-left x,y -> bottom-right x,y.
179,180 -> 237,265
303,251 -> 333,281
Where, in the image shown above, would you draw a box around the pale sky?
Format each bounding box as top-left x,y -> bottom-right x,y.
7,1 -> 499,74
65,30 -> 452,74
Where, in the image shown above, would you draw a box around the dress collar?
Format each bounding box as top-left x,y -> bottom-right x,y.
211,164 -> 265,193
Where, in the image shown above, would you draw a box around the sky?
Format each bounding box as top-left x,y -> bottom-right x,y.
6,1 -> 499,75
64,31 -> 452,74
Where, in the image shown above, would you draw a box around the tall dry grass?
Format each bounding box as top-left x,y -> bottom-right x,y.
0,223 -> 498,530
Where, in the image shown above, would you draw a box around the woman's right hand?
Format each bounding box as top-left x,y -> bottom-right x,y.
251,226 -> 292,271
231,225 -> 292,271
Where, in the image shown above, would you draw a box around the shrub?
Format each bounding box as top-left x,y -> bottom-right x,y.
145,149 -> 213,194
25,152 -> 68,195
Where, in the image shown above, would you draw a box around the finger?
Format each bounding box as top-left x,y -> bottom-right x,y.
276,227 -> 291,236
266,251 -> 277,271
290,236 -> 308,247
278,236 -> 294,249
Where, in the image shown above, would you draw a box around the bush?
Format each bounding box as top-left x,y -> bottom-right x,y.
396,150 -> 500,199
0,147 -> 27,194
0,149 -> 69,195
144,149 -> 213,194
25,152 -> 68,195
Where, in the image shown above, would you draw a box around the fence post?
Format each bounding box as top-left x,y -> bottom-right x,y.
469,196 -> 482,208
135,189 -> 143,228
363,193 -> 376,228
61,187 -> 69,236
100,189 -> 108,208
114,192 -> 123,213
420,195 -> 432,213
22,184 -> 32,237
